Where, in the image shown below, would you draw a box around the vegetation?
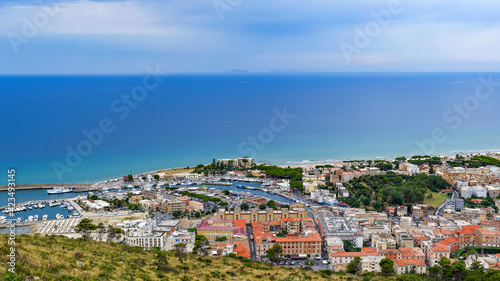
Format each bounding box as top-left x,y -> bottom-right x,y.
347,173 -> 451,209
380,258 -> 394,276
266,244 -> 283,265
3,235 -> 500,281
346,256 -> 362,276
179,191 -> 221,203
424,191 -> 451,209
257,165 -> 304,191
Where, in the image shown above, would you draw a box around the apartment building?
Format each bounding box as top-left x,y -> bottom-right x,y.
412,204 -> 434,219
196,219 -> 246,242
276,231 -> 322,256
216,206 -> 308,223
475,229 -> 500,247
371,233 -> 396,250
329,252 -> 380,272
165,230 -> 195,252
393,259 -> 426,274
126,231 -> 166,250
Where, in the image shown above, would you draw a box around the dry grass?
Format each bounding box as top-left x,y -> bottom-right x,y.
157,168 -> 195,175
0,234 -> 397,281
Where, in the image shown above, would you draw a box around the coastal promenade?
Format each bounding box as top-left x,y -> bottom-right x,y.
0,183 -> 96,192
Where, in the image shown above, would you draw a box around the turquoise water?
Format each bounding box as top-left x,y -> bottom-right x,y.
2,73 -> 500,184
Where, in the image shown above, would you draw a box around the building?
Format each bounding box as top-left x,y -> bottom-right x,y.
412,204 -> 434,219
252,222 -> 277,258
425,242 -> 450,266
372,233 -> 396,250
315,208 -> 364,247
189,200 -> 204,211
397,206 -> 408,217
217,158 -> 254,168
393,259 -> 426,274
160,198 -> 189,214
399,163 -> 420,174
126,231 -> 166,250
335,183 -> 350,197
216,206 -> 308,223
276,231 -> 322,257
196,219 -> 246,242
460,208 -> 487,222
473,185 -> 488,198
329,252 -> 380,272
398,233 -> 414,248
461,186 -> 473,199
361,255 -> 384,273
444,198 -> 465,211
165,230 -> 196,252
475,229 -> 500,247
486,185 -> 500,198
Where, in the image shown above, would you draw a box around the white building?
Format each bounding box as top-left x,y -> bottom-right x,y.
472,185 -> 487,198
361,255 -> 384,273
126,231 -> 166,250
461,186 -> 473,199
165,230 -> 195,252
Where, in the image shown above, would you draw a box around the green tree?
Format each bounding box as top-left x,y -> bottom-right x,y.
173,243 -> 187,264
240,203 -> 249,210
267,200 -> 277,209
266,244 -> 283,265
343,240 -> 355,252
127,174 -> 133,181
194,235 -> 210,256
380,257 -> 394,276
346,256 -> 362,276
215,237 -> 227,242
222,190 -> 230,196
259,204 -> 267,210
153,174 -> 160,180
172,210 -> 183,219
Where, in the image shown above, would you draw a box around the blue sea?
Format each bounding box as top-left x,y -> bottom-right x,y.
1,73 -> 500,185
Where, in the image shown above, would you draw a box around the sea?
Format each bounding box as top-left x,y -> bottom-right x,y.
1,73 -> 500,185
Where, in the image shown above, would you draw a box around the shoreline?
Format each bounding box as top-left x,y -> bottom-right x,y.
4,150 -> 500,189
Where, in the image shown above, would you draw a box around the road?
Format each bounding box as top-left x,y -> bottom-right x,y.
436,189 -> 458,216
246,225 -> 256,259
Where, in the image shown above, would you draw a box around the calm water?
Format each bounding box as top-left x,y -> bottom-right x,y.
2,73 -> 500,184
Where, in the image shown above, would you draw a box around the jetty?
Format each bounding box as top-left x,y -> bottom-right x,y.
0,183 -> 97,192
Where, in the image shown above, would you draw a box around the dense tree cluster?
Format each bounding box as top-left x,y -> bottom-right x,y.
346,172 -> 451,208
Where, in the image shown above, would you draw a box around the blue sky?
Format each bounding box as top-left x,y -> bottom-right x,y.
1,0 -> 500,74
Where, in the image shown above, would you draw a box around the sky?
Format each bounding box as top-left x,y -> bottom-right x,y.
1,0 -> 500,74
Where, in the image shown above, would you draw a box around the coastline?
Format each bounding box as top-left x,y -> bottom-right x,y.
5,150 -> 500,188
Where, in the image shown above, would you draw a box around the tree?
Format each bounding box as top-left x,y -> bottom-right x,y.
240,203 -> 249,210
267,200 -> 277,209
429,164 -> 434,175
215,237 -> 227,242
259,204 -> 267,210
380,257 -> 394,276
194,212 -> 201,217
172,210 -> 183,219
343,240 -> 355,252
346,256 -> 362,276
469,260 -> 484,272
75,218 -> 97,241
173,243 -> 187,264
222,190 -> 230,196
266,244 -> 283,264
153,174 -> 160,181
194,235 -> 210,256
127,174 -> 133,181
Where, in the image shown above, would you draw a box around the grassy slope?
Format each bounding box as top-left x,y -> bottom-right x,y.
424,191 -> 450,209
0,234 -> 397,281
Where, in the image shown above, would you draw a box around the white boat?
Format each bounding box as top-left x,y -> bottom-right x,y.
42,215 -> 48,221
27,205 -> 33,210
33,215 -> 39,221
67,206 -> 75,211
47,186 -> 73,194
16,217 -> 22,223
38,203 -> 45,209
27,215 -> 33,222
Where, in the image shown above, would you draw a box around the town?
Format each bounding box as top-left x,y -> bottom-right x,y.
3,153 -> 500,279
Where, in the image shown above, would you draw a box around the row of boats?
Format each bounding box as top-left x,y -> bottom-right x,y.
2,201 -> 75,214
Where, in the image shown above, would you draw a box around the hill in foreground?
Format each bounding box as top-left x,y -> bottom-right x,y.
0,234 -> 396,281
